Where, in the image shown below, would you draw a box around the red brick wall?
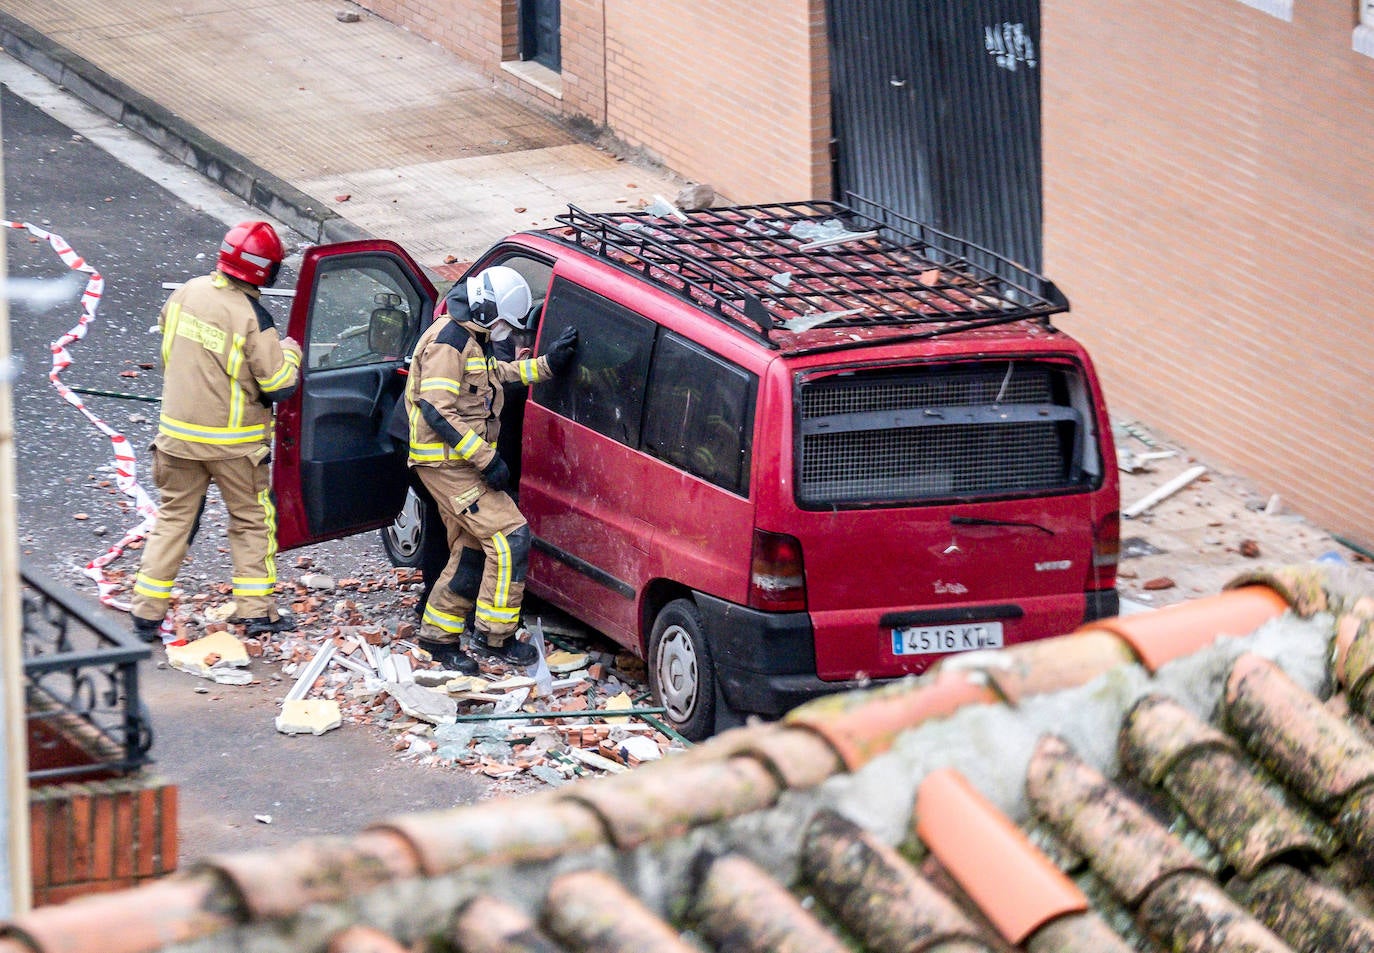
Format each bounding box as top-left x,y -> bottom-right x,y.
30,778 -> 178,906
600,0 -> 830,201
1043,0 -> 1374,548
354,1 -> 830,201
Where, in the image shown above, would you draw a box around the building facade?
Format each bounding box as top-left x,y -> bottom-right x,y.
357,0 -> 1372,550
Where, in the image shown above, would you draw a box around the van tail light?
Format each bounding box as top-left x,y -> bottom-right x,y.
749,530 -> 807,612
1090,509 -> 1120,588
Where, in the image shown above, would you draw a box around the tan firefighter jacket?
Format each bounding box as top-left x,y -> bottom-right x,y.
154,271 -> 301,461
405,310 -> 551,479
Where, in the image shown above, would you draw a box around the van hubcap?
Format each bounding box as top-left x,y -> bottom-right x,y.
656,625 -> 698,721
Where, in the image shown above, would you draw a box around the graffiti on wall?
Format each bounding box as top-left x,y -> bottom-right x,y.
985,22 -> 1037,72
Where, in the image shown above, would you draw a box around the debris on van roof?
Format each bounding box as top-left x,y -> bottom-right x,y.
550,197 -> 1069,353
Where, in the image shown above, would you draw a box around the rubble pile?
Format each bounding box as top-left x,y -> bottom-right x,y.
140,559 -> 689,791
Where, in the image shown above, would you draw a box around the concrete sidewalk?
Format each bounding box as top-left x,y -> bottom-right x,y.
0,0 -> 681,270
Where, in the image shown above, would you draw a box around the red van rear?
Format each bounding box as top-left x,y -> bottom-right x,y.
272,197 -> 1119,741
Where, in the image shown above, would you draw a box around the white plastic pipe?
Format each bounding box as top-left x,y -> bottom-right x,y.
1123,465 -> 1208,519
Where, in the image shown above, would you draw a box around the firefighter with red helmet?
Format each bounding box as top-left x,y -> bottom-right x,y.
405,265 -> 578,672
130,221 -> 302,642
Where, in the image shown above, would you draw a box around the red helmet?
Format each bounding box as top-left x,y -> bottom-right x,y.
218,221 -> 284,286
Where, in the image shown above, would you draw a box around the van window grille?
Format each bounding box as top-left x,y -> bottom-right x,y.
797,364 -> 1086,506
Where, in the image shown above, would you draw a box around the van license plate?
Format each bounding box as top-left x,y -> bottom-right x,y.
892,621 -> 1004,656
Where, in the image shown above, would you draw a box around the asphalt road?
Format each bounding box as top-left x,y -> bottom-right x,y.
3,66 -> 488,860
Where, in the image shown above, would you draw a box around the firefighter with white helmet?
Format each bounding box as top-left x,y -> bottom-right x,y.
130,221 -> 302,642
405,264 -> 578,671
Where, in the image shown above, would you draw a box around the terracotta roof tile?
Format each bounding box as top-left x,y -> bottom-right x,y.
555,754 -> 780,849
1026,735 -> 1207,906
449,894 -> 560,952
916,767 -> 1088,945
367,792 -> 608,875
15,562 -> 1374,953
690,853 -> 849,953
799,808 -> 991,951
194,829 -> 420,919
1076,585 -> 1288,671
541,868 -> 696,952
1120,694 -> 1336,877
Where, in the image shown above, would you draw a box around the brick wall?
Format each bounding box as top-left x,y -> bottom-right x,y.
1043,0 -> 1374,548
29,777 -> 178,906
354,1 -> 830,201
600,0 -> 830,201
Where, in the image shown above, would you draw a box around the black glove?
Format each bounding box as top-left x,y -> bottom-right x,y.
546,326 -> 579,374
480,454 -> 511,491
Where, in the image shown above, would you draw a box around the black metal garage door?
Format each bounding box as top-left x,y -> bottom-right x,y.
827,0 -> 1042,272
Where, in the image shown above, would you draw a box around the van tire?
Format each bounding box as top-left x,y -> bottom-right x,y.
380,487 -> 426,569
648,598 -> 717,742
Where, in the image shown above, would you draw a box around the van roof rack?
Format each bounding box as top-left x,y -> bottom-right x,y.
550,194 -> 1068,354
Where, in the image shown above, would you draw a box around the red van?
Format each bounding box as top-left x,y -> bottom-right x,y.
271,198 -> 1120,740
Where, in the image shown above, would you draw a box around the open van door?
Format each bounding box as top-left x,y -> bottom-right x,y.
272,240 -> 437,550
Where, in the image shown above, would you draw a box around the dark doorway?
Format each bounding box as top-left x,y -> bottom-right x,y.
521,0 -> 562,72
827,0 -> 1043,272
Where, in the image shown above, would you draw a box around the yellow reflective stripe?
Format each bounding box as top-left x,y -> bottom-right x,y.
480,531 -> 515,617
227,333 -> 247,429
259,348 -> 300,391
133,573 -> 175,599
422,604 -> 467,634
475,602 -> 520,625
465,358 -> 487,373
455,431 -> 484,460
232,579 -> 276,597
420,377 -> 463,396
516,359 -> 540,385
161,302 -> 181,364
408,443 -> 448,463
158,415 -> 266,444
259,485 -> 278,580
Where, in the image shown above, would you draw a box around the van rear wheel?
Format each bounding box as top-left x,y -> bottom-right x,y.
648,599 -> 717,742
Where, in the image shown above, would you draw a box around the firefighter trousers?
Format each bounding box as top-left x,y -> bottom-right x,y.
415,466 -> 530,647
131,448 -> 280,624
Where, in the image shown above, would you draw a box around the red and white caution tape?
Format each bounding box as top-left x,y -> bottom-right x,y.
5,220 -> 159,609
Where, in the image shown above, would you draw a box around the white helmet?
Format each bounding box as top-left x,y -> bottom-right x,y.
465,265 -> 533,330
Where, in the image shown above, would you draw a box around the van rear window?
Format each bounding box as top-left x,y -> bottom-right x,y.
795,361 -> 1099,506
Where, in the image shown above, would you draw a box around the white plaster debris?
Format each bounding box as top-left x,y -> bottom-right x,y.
275,699 -> 342,736
165,630 -> 251,683
386,682 -> 458,726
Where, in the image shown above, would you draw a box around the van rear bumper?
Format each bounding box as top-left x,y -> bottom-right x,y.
697,587 -> 1123,719
695,593 -> 861,719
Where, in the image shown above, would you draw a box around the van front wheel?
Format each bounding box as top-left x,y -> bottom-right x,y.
648,599 -> 717,742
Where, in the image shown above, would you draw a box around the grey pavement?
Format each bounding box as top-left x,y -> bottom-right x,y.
0,0 -> 682,270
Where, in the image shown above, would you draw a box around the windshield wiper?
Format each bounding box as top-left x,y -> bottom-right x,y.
951,515 -> 1056,536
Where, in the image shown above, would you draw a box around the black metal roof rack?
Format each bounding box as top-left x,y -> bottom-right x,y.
550,193 -> 1068,354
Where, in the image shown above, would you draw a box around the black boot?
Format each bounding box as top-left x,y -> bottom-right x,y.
132,615 -> 164,644
417,638 -> 479,674
239,615 -> 296,636
473,631 -> 539,667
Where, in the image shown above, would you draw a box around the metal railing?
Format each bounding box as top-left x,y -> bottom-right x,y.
21,565 -> 153,782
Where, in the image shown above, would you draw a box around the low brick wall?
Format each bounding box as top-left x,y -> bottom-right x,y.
29,777 -> 178,907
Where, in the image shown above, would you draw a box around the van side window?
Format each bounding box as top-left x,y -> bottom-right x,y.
305,255 -> 424,370
533,278 -> 654,445
642,332 -> 755,495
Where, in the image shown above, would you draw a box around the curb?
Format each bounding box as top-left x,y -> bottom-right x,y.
0,10 -> 371,246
